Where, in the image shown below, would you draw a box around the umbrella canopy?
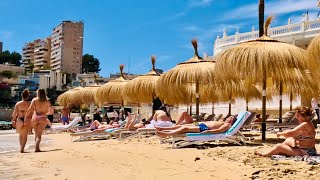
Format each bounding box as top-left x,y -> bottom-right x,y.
95,64 -> 129,105
122,55 -> 161,103
306,33 -> 320,78
214,16 -> 313,140
215,18 -> 308,83
74,84 -> 101,105
156,39 -> 216,119
57,87 -> 83,106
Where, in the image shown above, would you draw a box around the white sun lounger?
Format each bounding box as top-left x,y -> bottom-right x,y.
170,111 -> 251,148
46,116 -> 81,133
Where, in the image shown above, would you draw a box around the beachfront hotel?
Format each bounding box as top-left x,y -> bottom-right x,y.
214,12 -> 320,55
50,21 -> 84,74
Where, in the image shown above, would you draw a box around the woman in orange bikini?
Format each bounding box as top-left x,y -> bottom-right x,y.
255,106 -> 317,157
25,89 -> 50,152
12,89 -> 31,153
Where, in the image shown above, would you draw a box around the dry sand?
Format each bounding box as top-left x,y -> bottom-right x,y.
1,132 -> 320,180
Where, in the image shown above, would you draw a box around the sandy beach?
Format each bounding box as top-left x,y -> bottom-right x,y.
0,131 -> 319,180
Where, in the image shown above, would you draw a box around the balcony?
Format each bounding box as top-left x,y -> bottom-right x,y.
214,19 -> 320,55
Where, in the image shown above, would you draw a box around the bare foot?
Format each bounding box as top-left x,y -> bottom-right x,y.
254,151 -> 263,156
35,149 -> 42,152
20,150 -> 26,153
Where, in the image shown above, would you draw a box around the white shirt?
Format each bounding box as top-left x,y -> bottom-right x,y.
311,98 -> 319,109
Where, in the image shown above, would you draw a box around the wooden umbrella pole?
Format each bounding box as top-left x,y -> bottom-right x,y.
279,81 -> 283,124
246,97 -> 249,111
196,81 -> 200,121
212,102 -> 214,115
290,90 -> 293,111
228,93 -> 232,116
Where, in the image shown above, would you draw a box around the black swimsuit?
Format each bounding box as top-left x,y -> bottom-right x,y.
19,117 -> 24,122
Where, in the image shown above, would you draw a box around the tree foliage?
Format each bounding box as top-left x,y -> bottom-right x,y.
0,83 -> 11,100
0,71 -> 14,79
0,50 -> 22,66
82,54 -> 101,73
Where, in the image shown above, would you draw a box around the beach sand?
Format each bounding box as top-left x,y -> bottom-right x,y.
1,132 -> 320,180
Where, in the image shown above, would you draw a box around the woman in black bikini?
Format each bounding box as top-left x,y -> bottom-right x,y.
12,89 -> 31,153
255,106 -> 317,157
25,89 -> 50,152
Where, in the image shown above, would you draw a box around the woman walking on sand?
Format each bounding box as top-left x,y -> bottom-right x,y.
25,89 -> 50,152
12,89 -> 31,153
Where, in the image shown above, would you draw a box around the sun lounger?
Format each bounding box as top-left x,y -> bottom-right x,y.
70,128 -> 120,142
46,116 -> 81,133
0,121 -> 12,130
170,111 -> 251,148
119,128 -> 157,140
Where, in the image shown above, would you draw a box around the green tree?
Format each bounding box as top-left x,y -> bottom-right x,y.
0,83 -> 11,101
0,50 -> 22,66
82,54 -> 101,73
10,51 -> 22,66
0,71 -> 14,79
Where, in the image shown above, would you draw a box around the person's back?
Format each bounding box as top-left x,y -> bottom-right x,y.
155,110 -> 171,121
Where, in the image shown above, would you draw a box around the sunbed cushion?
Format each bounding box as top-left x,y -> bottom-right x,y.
186,111 -> 251,141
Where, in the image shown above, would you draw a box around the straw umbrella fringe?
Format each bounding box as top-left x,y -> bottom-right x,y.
214,17 -> 307,83
95,64 -> 129,105
214,16 -> 311,140
307,34 -> 320,76
57,87 -> 83,106
123,56 -> 160,103
156,39 -> 216,119
74,84 -> 101,105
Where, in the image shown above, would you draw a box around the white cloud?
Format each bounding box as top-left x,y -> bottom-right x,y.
222,0 -> 319,20
188,0 -> 214,8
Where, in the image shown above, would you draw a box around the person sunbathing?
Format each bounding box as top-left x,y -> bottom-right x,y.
155,115 -> 236,138
255,106 -> 317,157
79,120 -> 120,132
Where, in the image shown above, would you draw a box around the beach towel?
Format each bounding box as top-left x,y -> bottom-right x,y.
271,155 -> 320,165
145,120 -> 174,128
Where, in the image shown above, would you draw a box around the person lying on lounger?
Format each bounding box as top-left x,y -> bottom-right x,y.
155,115 -> 237,138
73,120 -> 121,132
255,106 -> 317,157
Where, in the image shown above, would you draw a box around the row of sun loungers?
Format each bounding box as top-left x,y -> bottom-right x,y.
52,111 -> 319,149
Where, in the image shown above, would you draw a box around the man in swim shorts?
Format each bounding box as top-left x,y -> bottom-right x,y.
60,105 -> 70,125
156,116 -> 236,138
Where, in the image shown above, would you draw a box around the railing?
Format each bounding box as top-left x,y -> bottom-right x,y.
215,19 -> 320,50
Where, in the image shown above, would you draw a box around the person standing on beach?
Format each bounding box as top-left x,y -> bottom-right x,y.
47,103 -> 55,127
25,89 -> 50,152
12,89 -> 31,153
60,105 -> 70,125
311,97 -> 319,123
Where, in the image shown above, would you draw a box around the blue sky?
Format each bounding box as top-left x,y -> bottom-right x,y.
0,0 -> 319,77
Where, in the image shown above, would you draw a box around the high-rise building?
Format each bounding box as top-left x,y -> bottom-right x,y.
34,37 -> 51,71
22,42 -> 35,70
50,21 -> 84,74
0,42 -> 3,54
22,38 -> 51,71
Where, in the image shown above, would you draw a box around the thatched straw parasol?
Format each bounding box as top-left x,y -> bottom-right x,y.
214,16 -> 311,140
57,87 -> 83,106
74,84 -> 101,105
156,39 -> 216,120
307,34 -> 320,76
95,64 -> 129,105
122,55 -> 160,103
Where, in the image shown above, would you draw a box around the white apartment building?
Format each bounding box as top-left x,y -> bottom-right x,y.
22,38 -> 51,71
50,21 -> 84,74
34,38 -> 51,71
22,42 -> 35,70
